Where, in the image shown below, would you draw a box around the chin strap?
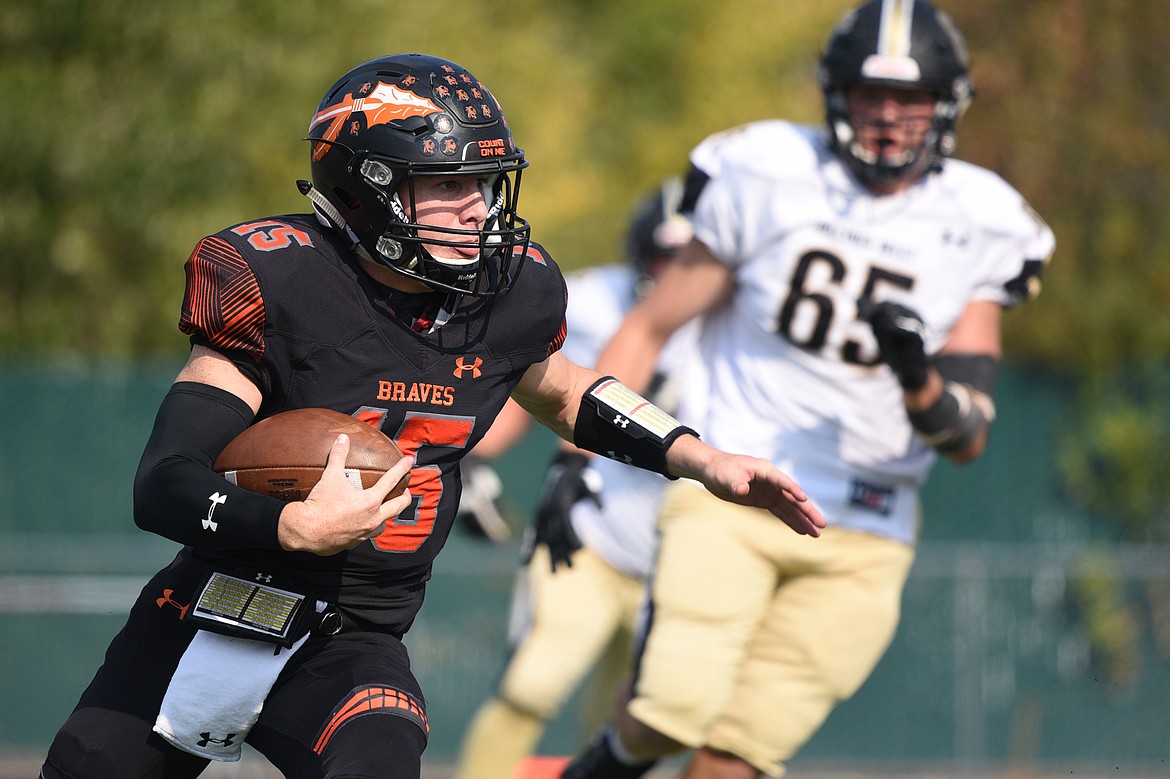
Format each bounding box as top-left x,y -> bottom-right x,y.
297,180 -> 347,232
298,179 -> 370,263
297,179 -> 420,272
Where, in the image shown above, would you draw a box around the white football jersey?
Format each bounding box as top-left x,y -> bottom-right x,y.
680,120 -> 1054,545
563,264 -> 700,579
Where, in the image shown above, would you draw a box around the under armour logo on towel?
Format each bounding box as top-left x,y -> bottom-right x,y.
197,732 -> 237,748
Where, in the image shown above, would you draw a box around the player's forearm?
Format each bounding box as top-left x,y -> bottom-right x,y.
661,431 -> 712,482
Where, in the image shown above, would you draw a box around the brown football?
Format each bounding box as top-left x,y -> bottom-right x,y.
213,408 -> 409,502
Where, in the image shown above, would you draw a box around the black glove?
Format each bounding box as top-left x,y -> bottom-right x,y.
455,456 -> 512,543
860,300 -> 930,391
525,450 -> 601,572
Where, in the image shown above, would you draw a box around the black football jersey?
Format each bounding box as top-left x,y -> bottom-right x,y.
177,213 -> 567,633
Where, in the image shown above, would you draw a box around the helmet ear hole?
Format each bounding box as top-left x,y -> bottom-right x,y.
331,186 -> 361,211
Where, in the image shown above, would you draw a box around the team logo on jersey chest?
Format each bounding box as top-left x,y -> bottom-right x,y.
377,381 -> 455,406
374,356 -> 486,407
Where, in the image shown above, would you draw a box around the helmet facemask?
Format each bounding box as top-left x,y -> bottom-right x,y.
825,86 -> 963,187
356,157 -> 529,296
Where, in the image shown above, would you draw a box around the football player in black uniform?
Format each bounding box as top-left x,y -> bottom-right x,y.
40,54 -> 825,779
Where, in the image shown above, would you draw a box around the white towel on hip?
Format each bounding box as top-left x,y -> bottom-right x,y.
153,629 -> 309,761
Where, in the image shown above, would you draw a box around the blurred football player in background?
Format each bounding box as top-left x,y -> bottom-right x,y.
40,54 -> 825,779
454,179 -> 698,779
555,2 -> 1055,778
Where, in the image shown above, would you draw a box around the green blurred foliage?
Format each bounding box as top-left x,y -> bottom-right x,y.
4,0 -> 1170,363
950,0 -> 1170,372
12,0 -> 1169,367
1060,360 -> 1170,541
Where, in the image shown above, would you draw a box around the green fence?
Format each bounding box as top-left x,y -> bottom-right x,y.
2,363 -> 1168,773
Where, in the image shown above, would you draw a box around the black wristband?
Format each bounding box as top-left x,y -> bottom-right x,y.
573,377 -> 698,478
906,381 -> 990,454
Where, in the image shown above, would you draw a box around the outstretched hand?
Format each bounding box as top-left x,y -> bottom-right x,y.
278,433 -> 415,555
669,437 -> 826,537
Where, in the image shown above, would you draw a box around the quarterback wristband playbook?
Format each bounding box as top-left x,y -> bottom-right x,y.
573,376 -> 698,478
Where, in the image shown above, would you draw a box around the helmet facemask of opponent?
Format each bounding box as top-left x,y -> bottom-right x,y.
817,0 -> 974,189
304,53 -> 531,297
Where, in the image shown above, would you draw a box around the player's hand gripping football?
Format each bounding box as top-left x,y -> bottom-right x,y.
665,436 -> 826,537
859,300 -> 930,391
525,450 -> 601,572
278,434 -> 414,556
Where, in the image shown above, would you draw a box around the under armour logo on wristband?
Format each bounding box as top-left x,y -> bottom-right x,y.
612,414 -> 630,428
204,492 -> 227,531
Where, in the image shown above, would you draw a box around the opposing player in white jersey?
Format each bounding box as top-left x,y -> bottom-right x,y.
455,181 -> 699,779
557,2 -> 1055,779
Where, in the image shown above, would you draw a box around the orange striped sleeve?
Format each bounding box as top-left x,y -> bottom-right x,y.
547,274 -> 568,356
313,685 -> 429,755
548,315 -> 567,356
178,236 -> 266,362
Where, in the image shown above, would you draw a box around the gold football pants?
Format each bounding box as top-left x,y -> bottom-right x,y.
629,481 -> 914,776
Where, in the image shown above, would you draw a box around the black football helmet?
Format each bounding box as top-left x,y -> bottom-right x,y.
624,177 -> 694,294
818,0 -> 974,187
304,54 -> 530,296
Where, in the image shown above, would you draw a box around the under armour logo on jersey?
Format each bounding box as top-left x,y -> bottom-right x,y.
453,356 -> 483,378
942,228 -> 971,248
612,414 -> 631,429
204,492 -> 227,531
197,732 -> 237,748
155,588 -> 190,620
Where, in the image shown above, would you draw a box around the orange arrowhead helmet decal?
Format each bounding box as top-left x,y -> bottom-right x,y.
309,81 -> 443,162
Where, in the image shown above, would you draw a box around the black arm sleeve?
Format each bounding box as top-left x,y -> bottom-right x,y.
934,353 -> 999,396
133,381 -> 285,550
